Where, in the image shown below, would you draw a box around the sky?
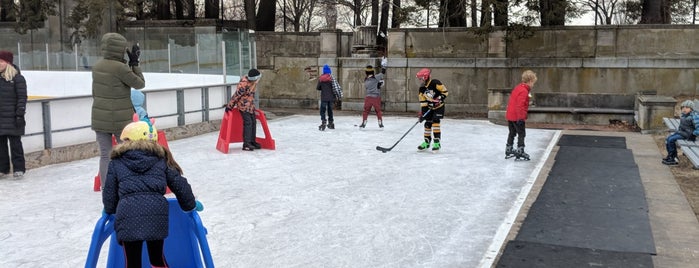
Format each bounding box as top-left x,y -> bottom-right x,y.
0,114 -> 558,268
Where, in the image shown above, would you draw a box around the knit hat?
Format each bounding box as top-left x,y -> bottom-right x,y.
247,68 -> 262,81
365,65 -> 374,75
681,100 -> 695,110
0,50 -> 13,64
323,64 -> 331,74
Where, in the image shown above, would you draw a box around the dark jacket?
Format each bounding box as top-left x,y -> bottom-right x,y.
317,74 -> 335,102
102,140 -> 196,242
91,33 -> 146,134
0,66 -> 26,136
677,110 -> 699,140
506,83 -> 531,122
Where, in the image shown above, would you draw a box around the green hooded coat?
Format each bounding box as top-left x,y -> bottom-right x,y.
91,33 -> 145,134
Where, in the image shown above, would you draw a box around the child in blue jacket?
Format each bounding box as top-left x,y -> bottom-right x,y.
663,100 -> 699,165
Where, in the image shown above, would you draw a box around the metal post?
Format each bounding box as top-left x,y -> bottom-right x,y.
168,43 -> 172,73
201,87 -> 209,122
196,43 -> 200,74
176,89 -> 185,126
74,43 -> 78,71
45,43 -> 49,71
41,101 -> 52,149
222,41 -> 227,83
238,32 -> 243,76
17,42 -> 21,70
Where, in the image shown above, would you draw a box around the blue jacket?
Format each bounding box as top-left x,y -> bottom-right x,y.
102,140 -> 196,242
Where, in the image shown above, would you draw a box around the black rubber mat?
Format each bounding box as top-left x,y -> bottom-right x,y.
557,135 -> 627,149
496,135 -> 656,267
553,146 -> 637,167
496,240 -> 654,268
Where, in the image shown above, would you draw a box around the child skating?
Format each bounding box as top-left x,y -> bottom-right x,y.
505,70 -> 537,161
415,68 -> 448,152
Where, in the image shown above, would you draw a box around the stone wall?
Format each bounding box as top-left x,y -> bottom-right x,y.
253,25 -> 699,114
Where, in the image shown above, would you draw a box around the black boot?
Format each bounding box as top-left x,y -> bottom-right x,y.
319,120 -> 327,131
662,155 -> 678,165
242,142 -> 255,151
251,141 -> 262,149
328,120 -> 335,129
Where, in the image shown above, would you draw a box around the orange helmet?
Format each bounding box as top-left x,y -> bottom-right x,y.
416,68 -> 431,80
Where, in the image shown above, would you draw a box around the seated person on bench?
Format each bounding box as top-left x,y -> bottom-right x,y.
663,100 -> 699,165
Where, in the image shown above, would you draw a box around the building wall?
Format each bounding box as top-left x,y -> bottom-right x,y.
254,26 -> 699,114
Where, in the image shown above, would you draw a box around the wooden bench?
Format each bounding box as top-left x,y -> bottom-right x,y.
663,117 -> 699,169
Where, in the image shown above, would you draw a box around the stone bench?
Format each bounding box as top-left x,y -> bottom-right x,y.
488,90 -> 635,125
663,115 -> 699,169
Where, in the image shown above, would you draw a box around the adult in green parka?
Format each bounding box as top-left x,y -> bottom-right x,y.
91,32 -> 145,189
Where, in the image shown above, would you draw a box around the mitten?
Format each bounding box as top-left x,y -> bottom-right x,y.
15,116 -> 25,127
126,43 -> 140,67
381,56 -> 388,68
195,200 -> 204,211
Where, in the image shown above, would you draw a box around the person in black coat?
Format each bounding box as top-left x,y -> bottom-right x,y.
102,121 -> 201,268
0,50 -> 26,178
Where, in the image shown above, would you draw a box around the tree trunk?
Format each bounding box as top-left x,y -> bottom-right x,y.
156,0 -> 171,20
354,0 -> 362,27
371,0 -> 379,26
439,0 -> 466,27
324,0 -> 338,29
204,0 -> 220,19
244,0 -> 256,30
640,0 -> 670,24
391,0 -> 400,28
256,0 -> 276,31
493,0 -> 508,26
470,0 -> 478,26
378,0 -> 389,47
539,0 -> 566,26
480,0 -> 492,27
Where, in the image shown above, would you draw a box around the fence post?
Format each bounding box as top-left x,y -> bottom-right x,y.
46,43 -> 50,71
74,44 -> 79,71
222,41 -> 226,83
177,89 -> 185,126
201,87 -> 209,122
41,101 -> 52,149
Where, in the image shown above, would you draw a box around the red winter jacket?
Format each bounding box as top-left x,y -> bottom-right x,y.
505,83 -> 531,122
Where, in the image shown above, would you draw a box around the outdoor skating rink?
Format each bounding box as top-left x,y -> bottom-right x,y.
0,115 -> 559,268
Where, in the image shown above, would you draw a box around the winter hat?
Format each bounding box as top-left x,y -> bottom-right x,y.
0,50 -> 13,64
365,65 -> 374,75
681,100 -> 695,110
120,121 -> 158,142
247,68 -> 262,81
322,64 -> 331,74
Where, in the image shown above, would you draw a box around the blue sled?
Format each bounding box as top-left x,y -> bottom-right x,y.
85,198 -> 214,268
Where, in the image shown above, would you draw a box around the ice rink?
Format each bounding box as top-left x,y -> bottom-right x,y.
0,114 -> 559,268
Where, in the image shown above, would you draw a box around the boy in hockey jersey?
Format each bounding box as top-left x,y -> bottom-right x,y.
662,100 -> 699,165
505,70 -> 537,160
416,68 -> 448,151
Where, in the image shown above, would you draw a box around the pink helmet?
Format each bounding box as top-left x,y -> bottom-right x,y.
416,68 -> 431,80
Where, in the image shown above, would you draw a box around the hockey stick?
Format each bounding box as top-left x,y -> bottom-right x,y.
376,110 -> 431,153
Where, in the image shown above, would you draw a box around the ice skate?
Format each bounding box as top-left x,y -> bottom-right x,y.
431,141 -> 441,152
327,121 -> 335,129
378,119 -> 384,129
505,144 -> 515,159
358,120 -> 367,128
319,120 -> 326,131
514,146 -> 530,161
417,139 -> 430,151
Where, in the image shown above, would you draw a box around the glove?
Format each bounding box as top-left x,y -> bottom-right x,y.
516,119 -> 525,126
126,43 -> 140,66
15,116 -> 25,127
418,112 -> 426,123
194,200 -> 204,212
381,56 -> 388,68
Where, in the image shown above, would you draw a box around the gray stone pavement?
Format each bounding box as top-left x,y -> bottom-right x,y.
498,129 -> 699,268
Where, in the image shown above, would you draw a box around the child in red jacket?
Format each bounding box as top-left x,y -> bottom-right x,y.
505,70 -> 537,160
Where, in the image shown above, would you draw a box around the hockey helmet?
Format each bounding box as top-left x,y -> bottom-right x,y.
416,68 -> 431,81
121,120 -> 158,142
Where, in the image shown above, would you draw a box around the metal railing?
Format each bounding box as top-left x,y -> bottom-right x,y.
23,83 -> 236,154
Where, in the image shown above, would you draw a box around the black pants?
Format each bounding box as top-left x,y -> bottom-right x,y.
122,240 -> 168,267
240,110 -> 257,144
0,135 -> 25,174
507,120 -> 526,147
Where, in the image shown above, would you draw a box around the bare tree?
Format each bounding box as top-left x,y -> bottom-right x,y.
257,0 -> 277,30
539,0 -> 567,26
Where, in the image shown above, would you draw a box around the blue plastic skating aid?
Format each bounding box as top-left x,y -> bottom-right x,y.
85,198 -> 214,268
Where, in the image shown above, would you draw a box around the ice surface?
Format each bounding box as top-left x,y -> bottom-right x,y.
0,115 -> 558,268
